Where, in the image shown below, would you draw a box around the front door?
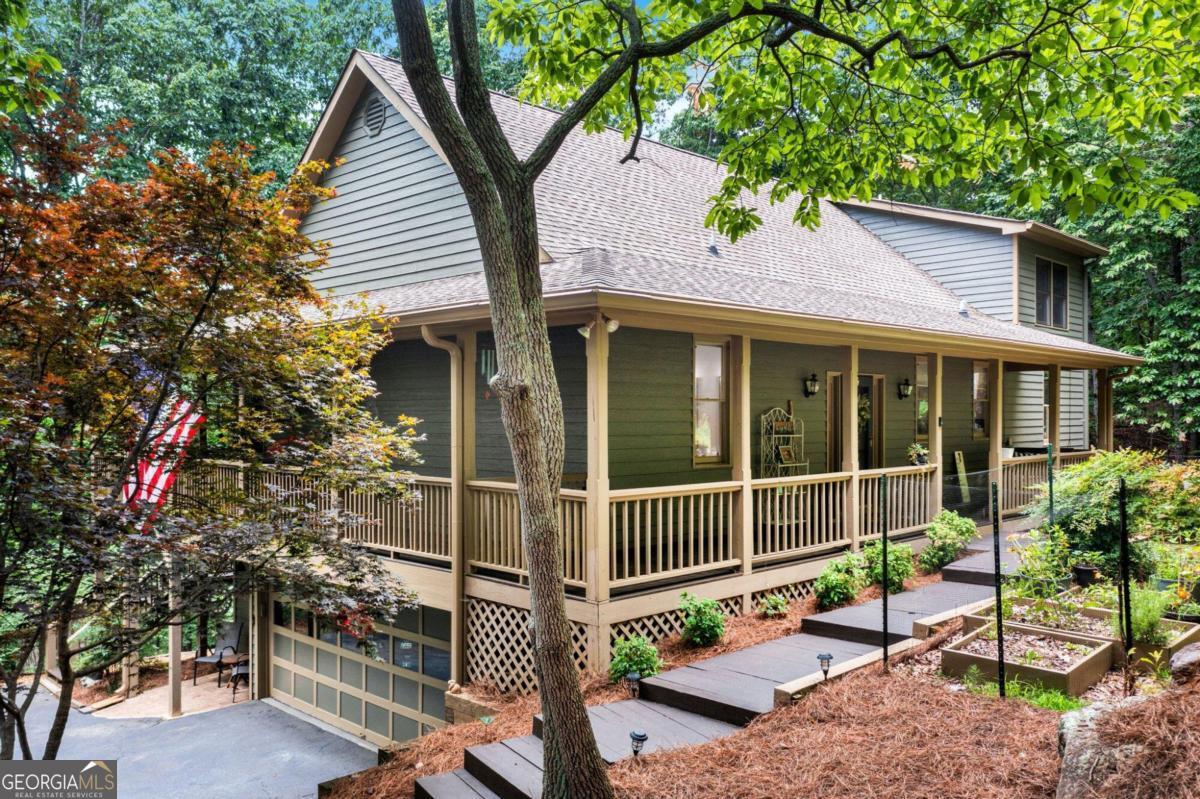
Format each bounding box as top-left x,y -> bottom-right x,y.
857,375 -> 883,469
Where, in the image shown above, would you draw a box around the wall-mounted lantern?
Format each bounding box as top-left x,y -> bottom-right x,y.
897,378 -> 914,399
803,373 -> 821,398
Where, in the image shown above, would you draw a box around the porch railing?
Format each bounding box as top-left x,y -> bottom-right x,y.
858,464 -> 937,541
1056,449 -> 1097,469
1000,454 -> 1047,515
608,481 -> 741,589
465,480 -> 587,589
751,472 -> 850,564
342,477 -> 453,561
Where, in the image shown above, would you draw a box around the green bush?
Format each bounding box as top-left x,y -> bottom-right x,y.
757,593 -> 788,619
814,552 -> 868,609
679,592 -> 725,646
863,540 -> 914,594
609,635 -> 664,682
918,510 -> 977,572
1013,525 -> 1072,598
1111,586 -> 1173,647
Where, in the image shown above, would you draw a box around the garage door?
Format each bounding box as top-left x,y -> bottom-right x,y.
269,595 -> 450,746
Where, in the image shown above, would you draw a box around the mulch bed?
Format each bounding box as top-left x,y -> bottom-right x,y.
610,669 -> 1061,799
1007,607 -> 1112,638
1092,679 -> 1200,798
959,629 -> 1097,672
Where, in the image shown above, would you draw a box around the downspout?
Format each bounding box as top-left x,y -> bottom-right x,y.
420,325 -> 466,685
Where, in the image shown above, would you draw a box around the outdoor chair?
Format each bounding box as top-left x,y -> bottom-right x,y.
230,654 -> 251,703
193,621 -> 243,687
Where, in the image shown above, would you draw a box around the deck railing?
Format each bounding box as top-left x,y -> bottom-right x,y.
1056,449 -> 1097,469
858,464 -> 936,541
342,477 -> 452,561
751,472 -> 850,563
1000,454 -> 1047,515
465,480 -> 587,589
607,481 -> 741,589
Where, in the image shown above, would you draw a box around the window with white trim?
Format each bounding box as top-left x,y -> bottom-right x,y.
693,340 -> 728,464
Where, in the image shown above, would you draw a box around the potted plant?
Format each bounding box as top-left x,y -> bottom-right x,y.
1071,554 -> 1102,588
907,442 -> 930,466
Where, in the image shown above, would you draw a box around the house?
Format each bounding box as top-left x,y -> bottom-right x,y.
230,51 -> 1136,748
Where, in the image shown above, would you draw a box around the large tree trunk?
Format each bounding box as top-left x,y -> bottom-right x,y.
392,4 -> 613,795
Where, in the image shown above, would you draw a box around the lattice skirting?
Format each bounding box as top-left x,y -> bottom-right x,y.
609,596 -> 744,647
752,578 -> 815,606
465,598 -> 589,694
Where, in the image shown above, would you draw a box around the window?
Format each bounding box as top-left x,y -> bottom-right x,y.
914,356 -> 930,441
693,340 -> 728,464
1035,257 -> 1069,329
972,361 -> 990,439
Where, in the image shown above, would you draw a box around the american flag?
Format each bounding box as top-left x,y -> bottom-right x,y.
123,397 -> 205,521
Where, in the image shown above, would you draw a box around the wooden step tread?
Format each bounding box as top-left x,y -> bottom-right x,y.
464,737 -> 544,799
414,769 -> 502,799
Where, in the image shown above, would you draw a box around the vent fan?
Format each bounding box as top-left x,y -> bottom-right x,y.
363,95 -> 387,138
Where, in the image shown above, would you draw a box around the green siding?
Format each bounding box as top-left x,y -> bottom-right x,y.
941,357 -> 990,474
371,340 -> 451,477
749,340 -> 841,474
859,349 -> 920,468
474,327 -> 587,480
608,328 -> 730,489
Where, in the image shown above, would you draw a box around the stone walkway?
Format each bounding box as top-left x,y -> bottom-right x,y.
414,533 -> 1013,799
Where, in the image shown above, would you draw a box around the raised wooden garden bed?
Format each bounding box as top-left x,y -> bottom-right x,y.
941,622 -> 1114,696
962,597 -> 1200,667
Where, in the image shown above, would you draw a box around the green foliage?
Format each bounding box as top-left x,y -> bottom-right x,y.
1013,526 -> 1072,598
493,0 -> 1200,241
918,510 -> 977,572
863,540 -> 914,594
0,0 -> 59,114
906,442 -> 930,465
608,636 -> 663,682
1111,586 -> 1173,647
757,593 -> 788,619
959,665 -> 1086,712
678,592 -> 725,647
814,551 -> 868,610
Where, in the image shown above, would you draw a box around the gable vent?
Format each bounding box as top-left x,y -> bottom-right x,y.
362,94 -> 387,138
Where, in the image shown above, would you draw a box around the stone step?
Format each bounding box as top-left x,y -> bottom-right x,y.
462,736 -> 544,799
414,768 -> 503,799
532,699 -> 737,763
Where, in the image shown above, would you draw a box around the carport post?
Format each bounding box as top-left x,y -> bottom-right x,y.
168,555 -> 183,718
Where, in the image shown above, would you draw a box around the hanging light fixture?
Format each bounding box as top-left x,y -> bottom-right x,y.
803,373 -> 821,398
897,378 -> 914,399
630,730 -> 649,757
817,652 -> 833,680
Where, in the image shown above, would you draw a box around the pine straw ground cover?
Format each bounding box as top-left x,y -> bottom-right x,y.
609,669 -> 1060,799
1092,678 -> 1200,799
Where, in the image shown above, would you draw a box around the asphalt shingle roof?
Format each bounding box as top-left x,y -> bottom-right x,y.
351,52 -> 1132,364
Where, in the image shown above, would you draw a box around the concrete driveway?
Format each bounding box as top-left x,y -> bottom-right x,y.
23,692 -> 378,799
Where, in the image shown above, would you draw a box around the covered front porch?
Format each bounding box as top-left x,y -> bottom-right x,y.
335,304 -> 1118,688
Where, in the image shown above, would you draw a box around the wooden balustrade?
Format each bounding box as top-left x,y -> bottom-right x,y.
751,472 -> 850,563
607,482 -> 741,589
466,481 -> 587,589
1001,454 -> 1048,515
858,465 -> 936,541
1056,449 -> 1097,469
342,477 -> 452,561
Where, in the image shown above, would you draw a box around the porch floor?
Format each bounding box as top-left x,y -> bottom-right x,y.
415,543 -> 1013,798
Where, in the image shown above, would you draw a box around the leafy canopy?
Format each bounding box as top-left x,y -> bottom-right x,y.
489,0 -> 1200,238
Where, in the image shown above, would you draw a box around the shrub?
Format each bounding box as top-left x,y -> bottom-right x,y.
918,510 -> 977,572
814,552 -> 868,609
863,540 -> 914,594
1013,525 -> 1072,598
757,593 -> 788,619
1111,586 -> 1173,647
679,592 -> 725,646
609,635 -> 663,682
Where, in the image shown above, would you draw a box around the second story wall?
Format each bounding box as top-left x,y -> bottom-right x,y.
300,88 -> 483,295
842,207 -> 1015,321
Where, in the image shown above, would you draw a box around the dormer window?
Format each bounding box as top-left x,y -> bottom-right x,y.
1035,257 -> 1069,329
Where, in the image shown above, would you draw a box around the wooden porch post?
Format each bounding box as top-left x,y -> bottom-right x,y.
841,345 -> 860,550
1097,368 -> 1114,450
929,352 -> 944,514
585,315 -> 610,606
167,555 -> 182,718
1047,364 -> 1062,463
421,326 -> 464,684
988,359 -> 1005,511
731,336 -> 753,612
